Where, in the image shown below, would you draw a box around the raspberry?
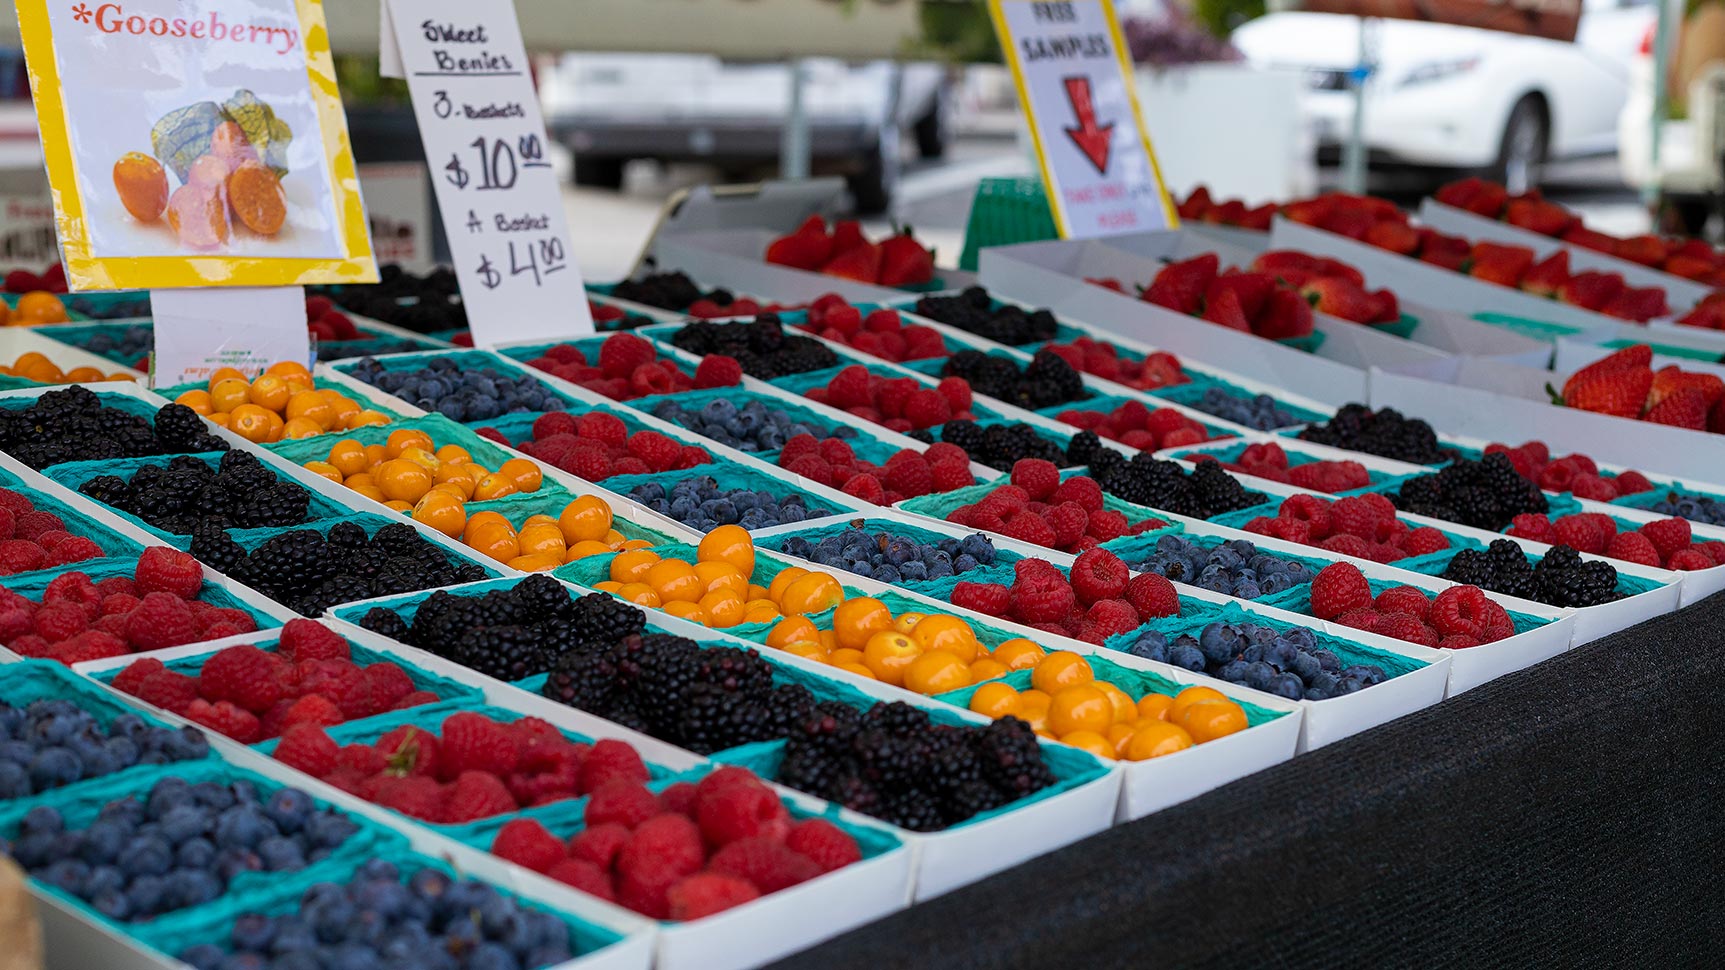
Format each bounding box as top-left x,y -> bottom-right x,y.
627,431 -> 684,473
586,780 -> 662,830
903,389 -> 953,429
565,450 -> 614,482
445,770 -> 518,822
1605,531 -> 1662,567
534,412 -> 577,439
951,581 -> 1011,617
112,657 -> 164,697
936,376 -> 972,413
569,821 -> 632,870
134,547 -> 202,598
1328,496 -> 1387,541
123,592 -> 202,651
1375,613 -> 1439,647
825,366 -> 873,409
1430,586 -> 1492,639
13,511 -> 63,541
598,332 -> 657,378
0,488 -> 29,514
579,738 -> 649,795
1310,562 -> 1372,620
1278,494 -> 1333,539
1333,607 -> 1381,633
882,457 -> 933,497
1505,513 -> 1557,544
1084,509 -> 1129,543
441,712 -> 521,777
1481,602 -> 1515,643
1012,566 -> 1077,624
1069,548 -> 1129,604
708,835 -> 822,894
280,695 -> 345,731
199,644 -> 284,714
668,873 -> 761,920
1083,599 -> 1142,642
575,411 -> 628,447
1042,501 -> 1086,550
274,724 -> 340,777
1570,474 -> 1617,502
1612,470 -> 1653,494
360,663 -> 413,708
547,859 -> 615,902
930,460 -> 975,493
1048,475 -> 1101,513
185,699 -> 261,744
277,619 -> 350,662
492,818 -> 569,874
696,776 -> 791,848
617,813 -> 705,893
1010,459 -> 1061,501
784,818 -> 862,873
1438,634 -> 1480,650
373,775 -> 446,822
999,510 -> 1057,547
41,536 -> 99,568
1639,518 -> 1693,560
1124,573 -> 1179,618
611,457 -> 650,476
924,442 -> 968,465
0,540 -> 43,575
779,434 -> 820,464
840,474 -> 886,504
1553,516 -> 1605,554
32,602 -> 88,643
134,669 -> 199,713
1373,585 -> 1432,619
337,744 -> 387,775
1402,527 -> 1450,557
1702,541 -> 1725,565
1667,548 -> 1715,571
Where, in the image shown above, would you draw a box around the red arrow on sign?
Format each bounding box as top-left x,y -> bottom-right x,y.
1062,76 -> 1114,175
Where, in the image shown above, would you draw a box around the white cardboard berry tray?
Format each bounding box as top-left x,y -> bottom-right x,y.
652,227 -> 979,304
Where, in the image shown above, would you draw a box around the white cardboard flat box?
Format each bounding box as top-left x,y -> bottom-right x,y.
1184,222 -> 1272,254
1565,497 -> 1725,607
1418,198 -> 1714,310
654,228 -> 965,303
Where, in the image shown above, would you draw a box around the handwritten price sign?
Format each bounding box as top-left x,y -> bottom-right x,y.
386,0 -> 592,345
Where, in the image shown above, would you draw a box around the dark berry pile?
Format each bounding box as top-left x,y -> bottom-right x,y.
1297,403 -> 1455,465
72,325 -> 153,367
1391,452 -> 1548,532
909,419 -> 1074,471
542,631 -> 817,755
0,699 -> 208,800
649,397 -> 844,454
344,356 -> 566,422
1187,388 -> 1298,431
1087,450 -> 1266,520
777,527 -> 998,586
80,451 -> 311,536
197,520 -> 489,617
316,339 -> 427,362
0,389 -> 225,469
913,287 -> 1058,346
609,271 -> 718,312
940,349 -> 1089,410
363,577 -> 639,683
1127,534 -> 1314,599
668,316 -> 837,379
314,265 -> 465,333
629,477 -> 819,532
1125,621 -> 1381,700
779,701 -> 1055,832
1441,539 -> 1623,608
1651,491 -> 1725,527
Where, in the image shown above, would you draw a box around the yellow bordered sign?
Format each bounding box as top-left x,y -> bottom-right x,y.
15,0 -> 376,290
987,0 -> 1178,238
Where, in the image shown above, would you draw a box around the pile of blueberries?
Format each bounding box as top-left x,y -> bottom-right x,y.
1125,620 -> 1388,701
344,357 -> 566,423
1123,534 -> 1315,600
776,527 -> 999,587
316,339 -> 428,363
0,699 -> 209,800
177,859 -> 578,970
1650,491 -> 1725,527
66,295 -> 154,320
1183,387 -> 1300,432
2,776 -> 361,923
628,477 -> 823,532
74,325 -> 153,367
648,397 -> 849,455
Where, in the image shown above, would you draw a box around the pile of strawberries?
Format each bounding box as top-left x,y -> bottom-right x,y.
1175,186 -> 1280,230
1437,177 -> 1725,288
484,411 -> 712,483
1243,493 -> 1451,563
765,216 -> 934,287
1198,442 -> 1371,493
492,765 -> 861,921
304,295 -> 362,344
1550,344 -> 1725,432
1506,512 -> 1723,571
778,437 -> 975,503
1678,292 -> 1725,330
111,618 -> 440,743
1041,338 -> 1189,391
946,459 -> 1166,553
1136,253 -> 1315,339
1251,251 -> 1401,325
3,262 -> 68,294
804,365 -> 975,432
0,487 -> 104,575
275,710 -> 640,825
1310,562 -> 1512,650
1484,440 -> 1653,500
795,295 -> 949,363
1176,187 -> 1405,239
0,549 -> 256,666
521,333 -> 742,401
1050,399 -> 1210,451
952,549 -> 1179,645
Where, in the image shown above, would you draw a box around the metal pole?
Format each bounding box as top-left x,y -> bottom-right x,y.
1643,0 -> 1676,210
781,58 -> 811,180
1342,17 -> 1372,194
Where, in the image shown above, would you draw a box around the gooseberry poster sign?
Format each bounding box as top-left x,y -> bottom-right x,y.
13,0 -> 376,290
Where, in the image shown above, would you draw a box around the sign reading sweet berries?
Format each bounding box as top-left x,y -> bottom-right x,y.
14,0 -> 376,289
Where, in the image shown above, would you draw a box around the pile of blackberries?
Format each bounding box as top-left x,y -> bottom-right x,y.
362,577 -> 638,683
197,520 -> 489,617
0,390 -> 225,469
1297,403 -> 1454,465
779,701 -> 1055,832
609,271 -> 717,312
1391,453 -> 1548,532
81,451 -> 310,536
669,316 -> 837,379
313,265 -> 465,333
542,631 -> 817,755
910,419 -> 1075,471
941,349 -> 1089,411
914,287 -> 1058,346
1087,450 -> 1266,520
0,699 -> 208,800
1440,539 -> 1623,608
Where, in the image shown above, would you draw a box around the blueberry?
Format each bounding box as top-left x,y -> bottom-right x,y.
873,565 -> 902,585
19,805 -> 62,836
1168,642 -> 1206,671
40,858 -> 89,895
1196,623 -> 1240,665
1233,580 -> 1263,599
468,943 -> 520,970
264,789 -> 314,835
1217,659 -> 1250,682
303,812 -> 357,850
25,747 -> 80,791
1267,672 -> 1305,699
0,761 -> 32,797
179,944 -> 226,970
257,836 -> 305,872
1243,661 -> 1277,691
177,837 -> 217,870
214,806 -> 270,850
84,864 -> 125,898
1265,639 -> 1298,671
165,868 -> 222,908
1289,651 -> 1323,682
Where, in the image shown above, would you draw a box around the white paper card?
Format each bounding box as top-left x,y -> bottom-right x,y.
358,163 -> 434,273
150,286 -> 309,386
386,0 -> 592,345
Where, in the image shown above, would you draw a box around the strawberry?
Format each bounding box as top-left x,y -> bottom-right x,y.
1561,223 -> 1622,254
821,242 -> 881,283
1647,366 -> 1725,410
764,215 -> 833,271
1557,271 -> 1624,311
1600,286 -> 1669,323
1612,234 -> 1669,267
1301,276 -> 1379,323
1250,250 -> 1325,287
1254,288 -> 1315,339
1521,250 -> 1570,298
1504,197 -> 1576,236
1416,230 -> 1471,271
1565,344 -> 1651,386
1177,185 -> 1212,219
829,219 -> 866,254
1552,367 -> 1653,418
1466,242 -> 1535,288
876,230 -> 935,287
1433,176 -> 1507,217
1200,287 -> 1251,331
1205,271 -> 1275,320
1643,389 -> 1708,430
1364,220 -> 1420,255
1142,253 -> 1218,315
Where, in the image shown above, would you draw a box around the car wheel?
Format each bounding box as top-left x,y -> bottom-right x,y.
913,99 -> 948,161
848,132 -> 900,215
572,156 -> 625,190
1492,97 -> 1547,196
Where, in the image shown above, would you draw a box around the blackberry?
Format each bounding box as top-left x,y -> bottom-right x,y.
80,454 -> 316,536
936,419 -> 1073,472
1390,453 -> 1547,532
450,625 -> 549,682
188,524 -> 247,575
1297,404 -> 1454,465
152,404 -> 226,453
1090,453 -> 1266,519
1440,539 -> 1623,609
326,521 -> 369,551
311,264 -> 466,334
360,607 -> 412,642
609,271 -> 711,312
914,287 -> 1057,346
668,316 -> 837,379
941,349 -> 1089,410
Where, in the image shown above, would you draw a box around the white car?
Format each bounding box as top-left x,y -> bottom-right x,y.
1231,0 -> 1655,193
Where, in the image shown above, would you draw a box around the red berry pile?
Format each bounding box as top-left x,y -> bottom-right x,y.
805,365 -> 975,432
778,436 -> 976,503
952,550 -> 1180,645
3,262 -> 68,294
1506,512 -> 1724,570
492,765 -> 862,921
1484,440 -> 1653,501
1200,442 -> 1371,493
1243,493 -> 1451,563
109,619 -> 440,743
1041,339 -> 1189,391
796,295 -> 950,363
521,333 -> 743,402
304,294 -> 360,344
946,460 -> 1165,553
275,711 -> 640,825
0,487 -> 105,575
1310,562 -> 1512,650
1138,253 -> 1316,339
1051,399 -> 1211,451
488,411 -> 712,483
0,550 -> 256,665
688,296 -> 798,319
